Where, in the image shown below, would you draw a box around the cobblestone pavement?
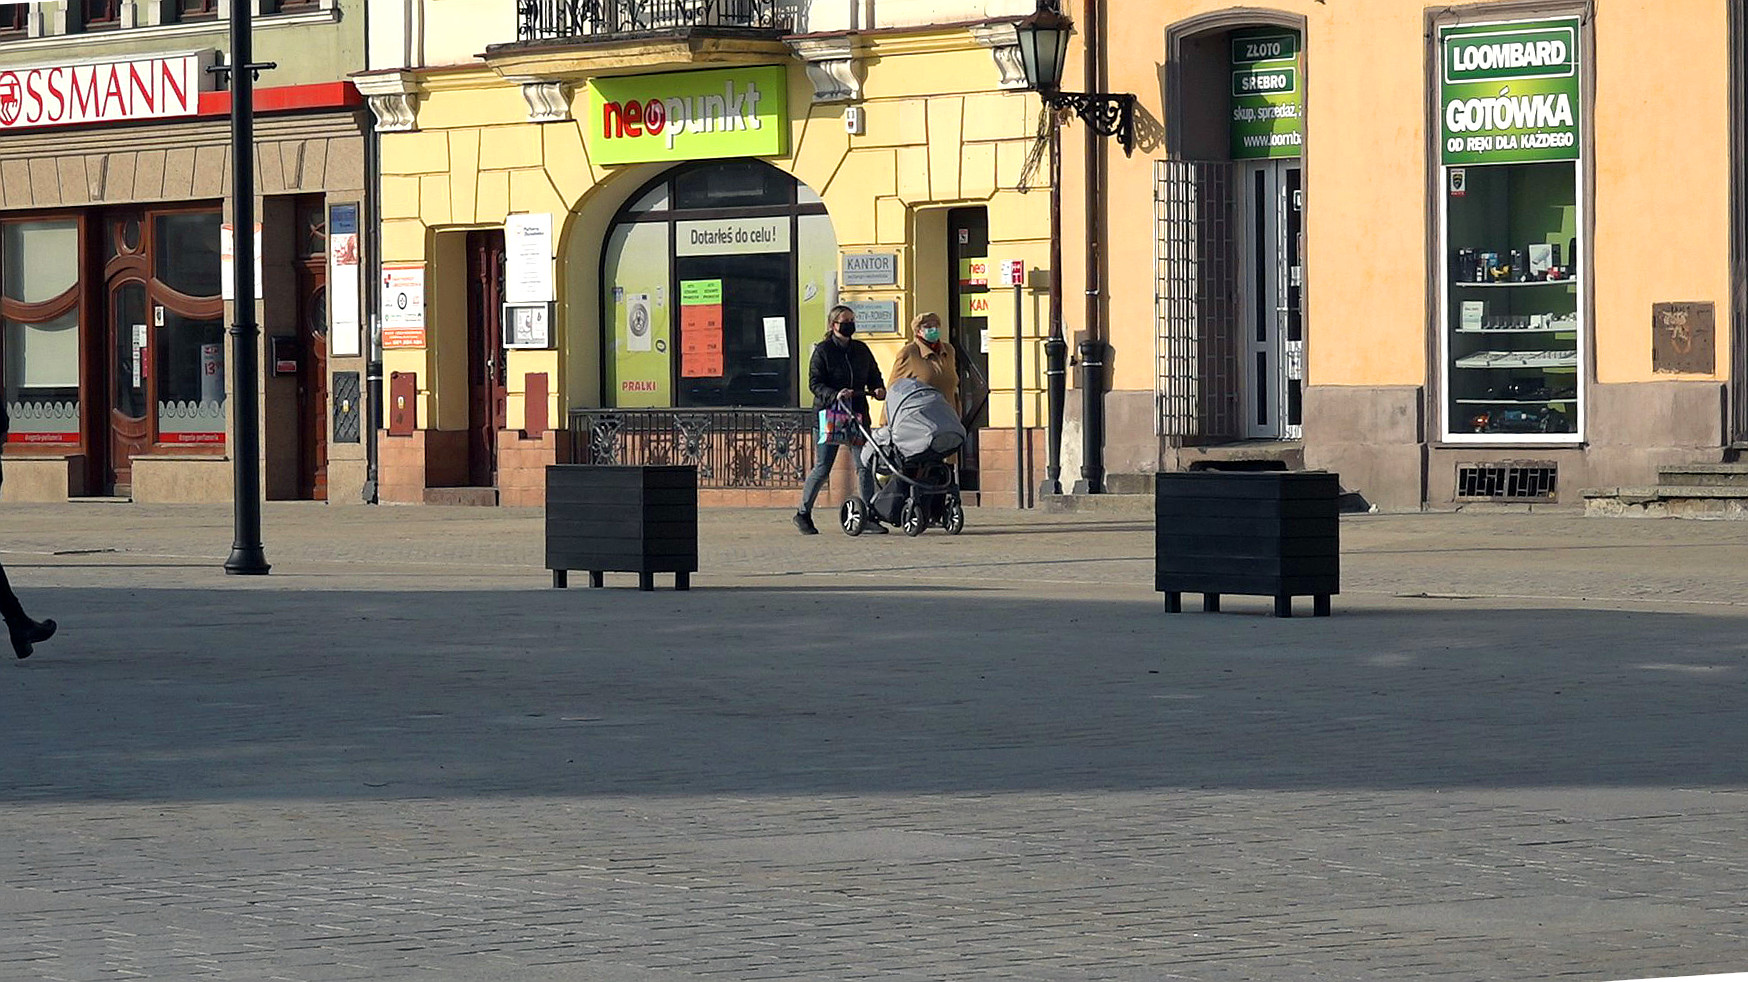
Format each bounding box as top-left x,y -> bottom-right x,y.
2,502 -> 1747,981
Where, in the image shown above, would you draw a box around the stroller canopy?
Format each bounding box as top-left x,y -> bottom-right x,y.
879,378 -> 967,459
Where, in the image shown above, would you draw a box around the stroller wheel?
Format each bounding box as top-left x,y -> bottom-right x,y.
901,499 -> 927,537
840,497 -> 868,536
942,495 -> 965,535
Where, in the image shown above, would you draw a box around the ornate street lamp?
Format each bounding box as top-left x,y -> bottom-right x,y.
1014,2 -> 1134,157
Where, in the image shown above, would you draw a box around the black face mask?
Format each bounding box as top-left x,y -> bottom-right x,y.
836,322 -> 856,338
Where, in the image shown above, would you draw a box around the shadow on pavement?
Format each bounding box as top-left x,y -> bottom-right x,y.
4,584 -> 1745,804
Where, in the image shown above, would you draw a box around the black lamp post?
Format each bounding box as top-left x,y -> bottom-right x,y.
1015,0 -> 1132,495
215,0 -> 274,575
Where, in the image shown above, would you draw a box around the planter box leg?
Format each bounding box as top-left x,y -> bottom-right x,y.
1202,593 -> 1220,613
676,572 -> 690,591
553,570 -> 568,589
589,571 -> 604,589
639,572 -> 655,592
1273,595 -> 1293,618
1314,595 -> 1332,617
1164,592 -> 1182,613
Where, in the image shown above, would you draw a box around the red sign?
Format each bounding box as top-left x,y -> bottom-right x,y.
0,53 -> 206,132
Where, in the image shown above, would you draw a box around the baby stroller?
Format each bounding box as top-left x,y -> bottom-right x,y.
839,378 -> 968,537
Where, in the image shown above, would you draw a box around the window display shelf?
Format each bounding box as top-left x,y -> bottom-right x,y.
1454,398 -> 1576,406
1451,280 -> 1577,289
1454,351 -> 1579,370
1454,328 -> 1576,335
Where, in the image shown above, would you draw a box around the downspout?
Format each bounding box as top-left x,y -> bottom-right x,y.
363,121 -> 382,503
1078,0 -> 1107,492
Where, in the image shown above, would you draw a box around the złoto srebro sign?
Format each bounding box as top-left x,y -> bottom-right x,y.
1230,28 -> 1303,160
587,66 -> 788,166
1440,18 -> 1580,165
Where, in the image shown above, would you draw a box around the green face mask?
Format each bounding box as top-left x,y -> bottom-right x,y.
920,326 -> 941,343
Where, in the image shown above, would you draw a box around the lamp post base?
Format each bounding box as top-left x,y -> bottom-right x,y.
224,547 -> 271,576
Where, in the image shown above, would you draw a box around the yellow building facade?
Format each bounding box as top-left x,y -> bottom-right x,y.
366,19 -> 1055,506
1082,0 -> 1743,509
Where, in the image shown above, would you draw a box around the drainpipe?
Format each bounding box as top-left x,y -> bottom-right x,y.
363,122 -> 382,504
1078,0 -> 1107,493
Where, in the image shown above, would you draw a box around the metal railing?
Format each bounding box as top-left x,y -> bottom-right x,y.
518,0 -> 779,43
567,407 -> 816,489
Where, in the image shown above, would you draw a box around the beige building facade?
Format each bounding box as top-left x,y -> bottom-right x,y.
1081,0 -> 1745,509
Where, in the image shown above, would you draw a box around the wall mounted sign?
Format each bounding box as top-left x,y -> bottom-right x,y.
380,262 -> 427,348
1439,18 -> 1581,165
843,300 -> 897,334
502,303 -> 553,349
0,51 -> 214,132
585,66 -> 788,166
842,252 -> 899,286
1230,28 -> 1303,160
1651,301 -> 1716,375
504,212 -> 554,304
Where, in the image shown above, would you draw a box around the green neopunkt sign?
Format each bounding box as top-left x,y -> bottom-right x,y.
1440,19 -> 1580,165
586,66 -> 789,166
1229,28 -> 1303,160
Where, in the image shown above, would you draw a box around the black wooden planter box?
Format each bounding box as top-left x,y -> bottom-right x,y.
1155,470 -> 1340,617
546,465 -> 698,591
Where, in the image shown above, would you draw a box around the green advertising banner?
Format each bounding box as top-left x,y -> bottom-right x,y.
1439,18 -> 1580,166
1230,28 -> 1303,160
586,66 -> 788,166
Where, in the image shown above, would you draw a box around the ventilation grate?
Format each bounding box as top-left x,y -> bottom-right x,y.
1456,461 -> 1557,501
332,371 -> 361,444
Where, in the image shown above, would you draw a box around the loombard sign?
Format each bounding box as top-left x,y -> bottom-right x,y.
0,52 -> 210,132
586,67 -> 788,166
1440,19 -> 1580,165
1230,28 -> 1303,160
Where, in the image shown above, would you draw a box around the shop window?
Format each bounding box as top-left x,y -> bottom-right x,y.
1438,17 -> 1584,443
602,161 -> 836,411
155,311 -> 225,444
154,212 -> 223,299
1,221 -> 82,446
178,0 -> 219,20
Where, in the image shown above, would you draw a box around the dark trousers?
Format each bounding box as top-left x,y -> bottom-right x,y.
798,441 -> 877,515
0,561 -> 27,627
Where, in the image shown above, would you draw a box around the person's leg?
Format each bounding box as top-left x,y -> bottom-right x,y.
797,442 -> 840,515
853,450 -> 877,508
0,561 -> 26,627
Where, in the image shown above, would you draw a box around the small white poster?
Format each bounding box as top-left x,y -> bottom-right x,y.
130,324 -> 146,388
219,223 -> 263,302
625,293 -> 652,352
200,343 -> 225,402
763,317 -> 789,359
504,213 -> 554,304
328,204 -> 362,356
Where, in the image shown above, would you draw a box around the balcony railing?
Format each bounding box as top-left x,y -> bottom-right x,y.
518,0 -> 780,43
567,407 -> 816,489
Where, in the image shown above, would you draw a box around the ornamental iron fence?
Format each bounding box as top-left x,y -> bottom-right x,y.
566,407 -> 816,489
518,0 -> 779,42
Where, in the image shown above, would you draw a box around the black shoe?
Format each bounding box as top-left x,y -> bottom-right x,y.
10,618 -> 55,660
863,520 -> 889,534
792,512 -> 819,535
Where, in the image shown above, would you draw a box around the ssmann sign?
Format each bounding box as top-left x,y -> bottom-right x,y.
0,52 -> 211,132
586,66 -> 788,166
1440,19 -> 1580,165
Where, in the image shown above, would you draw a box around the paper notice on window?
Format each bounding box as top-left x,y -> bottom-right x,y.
763,317 -> 789,359
1461,300 -> 1485,332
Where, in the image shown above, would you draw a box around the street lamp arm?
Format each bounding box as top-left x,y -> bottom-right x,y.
1044,91 -> 1136,156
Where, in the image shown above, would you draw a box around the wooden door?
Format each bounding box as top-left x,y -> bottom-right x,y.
296,200 -> 329,500
465,229 -> 506,488
102,214 -> 151,494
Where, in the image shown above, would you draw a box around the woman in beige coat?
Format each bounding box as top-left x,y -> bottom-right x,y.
888,312 -> 959,408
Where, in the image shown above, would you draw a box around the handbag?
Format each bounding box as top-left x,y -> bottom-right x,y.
818,403 -> 864,446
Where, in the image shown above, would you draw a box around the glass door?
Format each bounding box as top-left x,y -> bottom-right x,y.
1238,159 -> 1303,439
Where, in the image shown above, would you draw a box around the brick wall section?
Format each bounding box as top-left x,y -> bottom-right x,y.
377,430 -> 427,504
497,430 -> 568,507
975,427 -> 1047,508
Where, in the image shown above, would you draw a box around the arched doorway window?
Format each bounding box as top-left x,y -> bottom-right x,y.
600,160 -> 837,409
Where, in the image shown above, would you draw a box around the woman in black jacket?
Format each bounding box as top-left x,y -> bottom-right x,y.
794,305 -> 886,534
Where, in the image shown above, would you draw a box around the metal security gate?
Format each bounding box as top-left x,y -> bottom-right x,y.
1154,160 -> 1240,443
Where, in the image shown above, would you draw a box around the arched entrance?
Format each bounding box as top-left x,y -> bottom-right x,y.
600,160 -> 837,411
1159,13 -> 1306,450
